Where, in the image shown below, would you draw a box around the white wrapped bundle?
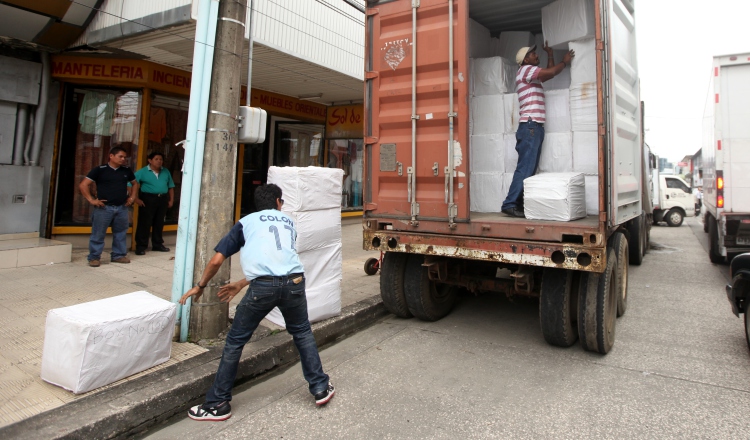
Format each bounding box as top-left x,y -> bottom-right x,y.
542,0 -> 596,49
570,82 -> 598,131
585,175 -> 599,215
573,131 -> 599,174
266,278 -> 342,328
470,173 -> 505,213
471,57 -> 518,96
524,172 -> 587,221
569,38 -> 596,85
290,208 -> 341,253
470,19 -> 492,59
41,292 -> 176,394
470,134 -> 505,173
544,89 -> 571,133
543,66 -> 571,91
503,133 -> 519,173
539,132 -> 573,173
534,32 -> 571,88
267,166 -> 344,212
470,95 -> 505,135
494,31 -> 535,59
503,93 -> 520,134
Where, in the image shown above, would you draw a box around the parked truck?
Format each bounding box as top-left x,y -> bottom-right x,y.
362,0 -> 649,354
702,52 -> 750,264
651,171 -> 696,227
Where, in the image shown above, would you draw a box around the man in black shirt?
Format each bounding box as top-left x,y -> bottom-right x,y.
79,146 -> 139,267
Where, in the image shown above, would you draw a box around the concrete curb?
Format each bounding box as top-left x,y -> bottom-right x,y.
1,295 -> 387,440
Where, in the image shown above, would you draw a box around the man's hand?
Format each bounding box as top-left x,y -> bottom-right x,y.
168,200 -> 174,209
89,198 -> 106,208
135,198 -> 145,207
563,49 -> 575,65
543,40 -> 554,55
179,286 -> 204,305
218,279 -> 248,303
124,197 -> 135,207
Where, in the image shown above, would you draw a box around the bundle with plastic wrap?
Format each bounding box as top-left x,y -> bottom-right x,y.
533,33 -> 571,90
470,94 -> 506,135
470,173 -> 505,213
524,172 -> 587,221
503,93 -> 520,134
471,57 -> 518,96
493,31 -> 535,59
470,134 -> 506,212
470,19 -> 492,58
544,89 -> 571,133
569,82 -> 598,132
569,38 -> 596,85
573,131 -> 598,174
539,132 -> 573,173
542,0 -> 596,49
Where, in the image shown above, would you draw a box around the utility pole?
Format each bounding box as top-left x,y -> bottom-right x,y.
190,0 -> 248,339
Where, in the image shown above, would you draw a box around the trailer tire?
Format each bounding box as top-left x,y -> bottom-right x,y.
380,252 -> 412,318
708,216 -> 724,264
364,257 -> 379,276
539,268 -> 579,347
703,215 -> 709,233
610,232 -> 629,317
665,209 -> 684,227
403,254 -> 457,321
626,212 -> 644,265
578,247 -> 618,354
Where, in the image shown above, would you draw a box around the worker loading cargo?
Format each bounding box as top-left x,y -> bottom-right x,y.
501,43 -> 575,218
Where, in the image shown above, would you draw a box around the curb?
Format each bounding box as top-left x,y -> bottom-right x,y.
1,295 -> 387,440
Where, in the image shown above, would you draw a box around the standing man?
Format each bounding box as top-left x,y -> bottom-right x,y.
501,43 -> 575,218
79,146 -> 138,267
133,152 -> 175,255
179,184 -> 334,421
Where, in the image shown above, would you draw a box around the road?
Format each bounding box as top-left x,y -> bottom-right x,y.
141,216 -> 750,439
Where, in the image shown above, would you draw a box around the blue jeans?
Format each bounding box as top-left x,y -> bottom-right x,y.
502,120 -> 545,210
88,205 -> 130,261
205,276 -> 329,406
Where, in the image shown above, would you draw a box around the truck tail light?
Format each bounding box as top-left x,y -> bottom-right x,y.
717,176 -> 724,190
718,195 -> 724,208
717,170 -> 724,208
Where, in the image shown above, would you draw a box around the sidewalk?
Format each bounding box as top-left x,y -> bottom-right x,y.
0,218 -> 382,431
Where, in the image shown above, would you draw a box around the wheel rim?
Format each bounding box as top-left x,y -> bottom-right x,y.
669,212 -> 681,224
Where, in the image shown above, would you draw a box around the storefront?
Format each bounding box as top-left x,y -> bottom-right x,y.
324,104 -> 364,214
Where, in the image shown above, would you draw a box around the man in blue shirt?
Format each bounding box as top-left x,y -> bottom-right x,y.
179,184 -> 334,421
133,152 -> 175,255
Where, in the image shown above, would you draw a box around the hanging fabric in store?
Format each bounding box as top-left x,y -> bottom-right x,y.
78,92 -> 116,137
149,107 -> 167,143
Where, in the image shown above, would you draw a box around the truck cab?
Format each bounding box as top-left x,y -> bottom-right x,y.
653,175 -> 695,227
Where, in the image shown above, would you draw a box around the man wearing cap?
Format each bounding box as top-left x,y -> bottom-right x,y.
501,42 -> 575,218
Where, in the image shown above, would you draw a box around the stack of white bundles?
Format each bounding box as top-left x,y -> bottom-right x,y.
494,31 -> 535,59
471,57 -> 517,96
569,82 -> 598,132
502,172 -> 516,201
584,175 -> 599,215
470,19 -> 492,59
544,89 -> 571,133
530,34 -> 571,90
503,93 -> 520,134
572,131 -> 598,174
542,0 -> 596,49
470,173 -> 505,213
524,172 -> 587,221
471,134 -> 505,173
539,132 -> 573,173
543,66 -> 571,91
503,133 -> 519,173
569,38 -> 596,85
267,166 -> 343,327
470,95 -> 505,135
41,291 -> 176,394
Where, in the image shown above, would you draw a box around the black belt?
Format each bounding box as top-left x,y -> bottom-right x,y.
254,273 -> 304,282
140,192 -> 168,197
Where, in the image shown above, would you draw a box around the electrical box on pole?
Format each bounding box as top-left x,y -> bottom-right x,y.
238,107 -> 267,143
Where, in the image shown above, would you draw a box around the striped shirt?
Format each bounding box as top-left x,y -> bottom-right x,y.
516,65 -> 545,123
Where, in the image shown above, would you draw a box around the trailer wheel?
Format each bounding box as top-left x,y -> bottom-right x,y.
403,254 -> 457,321
380,252 -> 412,318
708,216 -> 724,264
539,268 -> 579,347
626,212 -> 644,265
703,214 -> 709,233
578,247 -> 618,354
364,257 -> 379,276
610,232 -> 629,317
665,209 -> 684,227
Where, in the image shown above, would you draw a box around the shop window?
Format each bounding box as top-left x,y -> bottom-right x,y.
274,122 -> 324,168
326,139 -> 363,210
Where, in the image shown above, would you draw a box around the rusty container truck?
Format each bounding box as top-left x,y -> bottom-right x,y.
362,0 -> 648,354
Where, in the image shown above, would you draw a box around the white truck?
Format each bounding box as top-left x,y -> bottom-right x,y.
703,52 -> 750,263
651,170 -> 696,227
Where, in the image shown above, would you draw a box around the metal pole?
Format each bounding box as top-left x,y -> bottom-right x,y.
409,0 -> 419,225
447,0 -> 456,227
190,0 -> 248,340
342,0 -> 365,14
245,0 -> 254,106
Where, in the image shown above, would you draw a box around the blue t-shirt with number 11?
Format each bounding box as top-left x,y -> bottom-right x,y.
213,209 -> 304,281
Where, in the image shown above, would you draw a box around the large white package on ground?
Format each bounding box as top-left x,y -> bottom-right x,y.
573,131 -> 598,174
503,133 -> 519,173
544,89 -> 571,133
470,134 -> 505,173
585,175 -> 599,215
469,19 -> 492,59
503,93 -> 520,134
539,132 -> 573,173
570,82 -> 598,132
524,172 -> 587,221
569,38 -> 596,85
290,208 -> 341,253
267,166 -> 344,212
494,32 -> 535,60
470,95 -> 505,135
543,66 -> 571,91
41,291 -> 176,394
542,0 -> 596,49
470,173 -> 504,213
266,278 -> 342,328
471,57 -> 517,96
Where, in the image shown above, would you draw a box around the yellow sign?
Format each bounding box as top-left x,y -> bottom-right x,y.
242,88 -> 327,123
326,104 -> 364,139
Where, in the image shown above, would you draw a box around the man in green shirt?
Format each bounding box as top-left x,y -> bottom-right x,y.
133,152 -> 175,255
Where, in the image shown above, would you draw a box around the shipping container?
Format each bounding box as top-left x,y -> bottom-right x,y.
702,53 -> 750,263
362,0 -> 647,354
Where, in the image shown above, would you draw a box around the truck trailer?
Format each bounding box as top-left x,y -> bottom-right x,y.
362,0 -> 648,354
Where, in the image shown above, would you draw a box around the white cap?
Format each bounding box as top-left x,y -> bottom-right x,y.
515,45 -> 537,66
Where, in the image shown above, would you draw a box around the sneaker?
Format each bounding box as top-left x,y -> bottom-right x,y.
314,383 -> 335,406
187,401 -> 232,421
89,259 -> 100,268
112,257 -> 131,264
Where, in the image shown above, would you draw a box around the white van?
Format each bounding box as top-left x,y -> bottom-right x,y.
653,175 -> 696,227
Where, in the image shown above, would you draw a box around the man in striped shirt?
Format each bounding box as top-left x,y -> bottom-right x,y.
501,43 -> 575,218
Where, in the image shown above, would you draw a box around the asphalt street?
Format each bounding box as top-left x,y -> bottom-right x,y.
141,216 -> 750,439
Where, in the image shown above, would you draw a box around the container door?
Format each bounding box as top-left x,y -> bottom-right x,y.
364,0 -> 469,226
721,63 -> 750,213
604,0 -> 641,225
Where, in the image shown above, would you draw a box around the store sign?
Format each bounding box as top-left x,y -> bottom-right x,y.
243,89 -> 327,123
326,105 -> 364,139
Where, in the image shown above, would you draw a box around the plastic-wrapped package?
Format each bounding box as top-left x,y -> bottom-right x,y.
539,132 -> 573,173
534,33 -> 570,71
41,291 -> 176,394
494,31 -> 535,60
569,38 -> 596,85
266,278 -> 342,328
503,93 -> 520,134
570,82 -> 598,132
470,173 -> 505,212
543,65 -> 571,91
503,133 -> 519,173
585,174 -> 599,215
573,131 -> 599,174
544,89 -> 571,133
524,172 -> 587,221
470,19 -> 492,59
470,134 -> 505,173
542,0 -> 596,49
471,57 -> 517,96
290,208 -> 342,253
470,95 -> 505,135
267,166 -> 344,212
